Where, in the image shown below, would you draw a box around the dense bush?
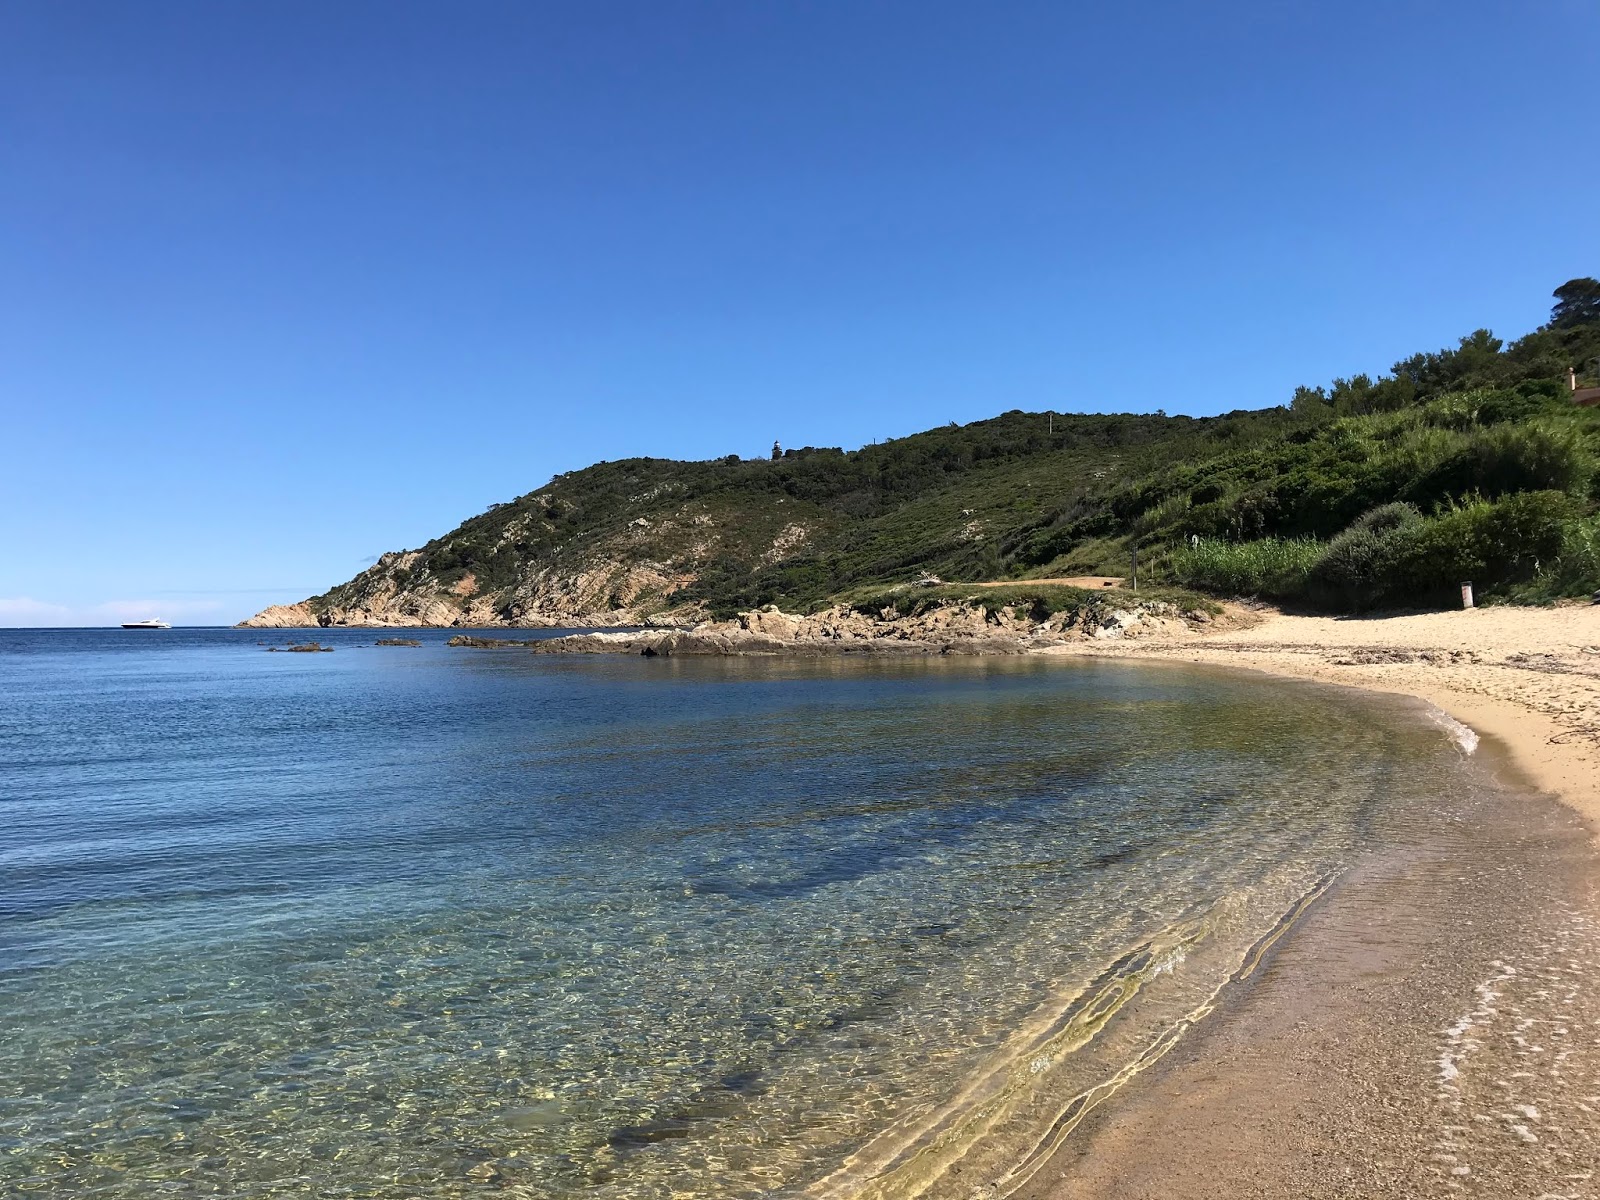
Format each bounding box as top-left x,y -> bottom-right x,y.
1176,493 -> 1578,611
1387,491 -> 1574,604
1505,513 -> 1600,603
1304,503 -> 1424,609
1399,424 -> 1592,507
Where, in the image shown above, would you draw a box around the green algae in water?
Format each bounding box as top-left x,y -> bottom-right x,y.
0,634 -> 1477,1197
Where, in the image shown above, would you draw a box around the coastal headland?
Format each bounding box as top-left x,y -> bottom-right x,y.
237,280 -> 1600,638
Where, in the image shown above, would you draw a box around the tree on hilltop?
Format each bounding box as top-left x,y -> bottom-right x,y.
1551,277 -> 1600,329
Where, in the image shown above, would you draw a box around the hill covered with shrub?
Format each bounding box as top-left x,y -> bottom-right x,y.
248,278 -> 1600,627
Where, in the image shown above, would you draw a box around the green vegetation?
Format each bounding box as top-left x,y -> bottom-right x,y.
312,277 -> 1600,618
1168,491 -> 1580,611
839,581 -> 1220,624
1169,538 -> 1324,601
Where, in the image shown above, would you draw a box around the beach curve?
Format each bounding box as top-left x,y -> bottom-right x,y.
1044,603 -> 1600,828
1019,603 -> 1600,1198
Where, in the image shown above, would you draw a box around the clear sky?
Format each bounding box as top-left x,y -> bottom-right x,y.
3,1 -> 1597,626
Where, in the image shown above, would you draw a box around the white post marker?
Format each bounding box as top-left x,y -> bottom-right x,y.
1461,581 -> 1474,609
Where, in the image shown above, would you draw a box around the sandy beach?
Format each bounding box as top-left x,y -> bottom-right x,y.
1024,604 -> 1600,1198
1051,603 -> 1600,825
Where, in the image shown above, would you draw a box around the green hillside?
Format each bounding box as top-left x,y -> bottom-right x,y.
304,278 -> 1600,622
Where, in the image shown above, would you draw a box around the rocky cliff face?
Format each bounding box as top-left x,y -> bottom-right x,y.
236,441 -> 861,629
239,556 -> 709,628
238,522 -> 767,629
240,603 -> 324,629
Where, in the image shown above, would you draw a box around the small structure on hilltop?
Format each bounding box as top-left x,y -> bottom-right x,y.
1571,365 -> 1600,408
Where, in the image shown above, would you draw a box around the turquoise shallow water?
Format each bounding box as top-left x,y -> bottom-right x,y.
0,628 -> 1474,1197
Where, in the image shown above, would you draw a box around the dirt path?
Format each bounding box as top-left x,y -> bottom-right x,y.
969,576 -> 1125,590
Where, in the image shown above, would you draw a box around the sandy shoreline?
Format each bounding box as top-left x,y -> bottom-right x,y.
1021,605 -> 1600,1198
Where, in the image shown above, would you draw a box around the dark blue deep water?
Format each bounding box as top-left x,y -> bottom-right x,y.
0,627 -> 1472,1198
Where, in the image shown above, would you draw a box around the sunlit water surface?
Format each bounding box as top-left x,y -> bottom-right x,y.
0,628 -> 1476,1197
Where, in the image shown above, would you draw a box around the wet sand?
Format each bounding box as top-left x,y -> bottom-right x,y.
1022,608 -> 1600,1198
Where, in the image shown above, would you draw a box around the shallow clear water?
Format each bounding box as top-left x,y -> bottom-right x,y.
0,628 -> 1475,1197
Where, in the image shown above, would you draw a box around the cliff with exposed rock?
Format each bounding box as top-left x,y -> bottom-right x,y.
239,409 -> 1261,629
240,285 -> 1600,631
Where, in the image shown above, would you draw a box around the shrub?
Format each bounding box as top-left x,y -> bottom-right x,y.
1400,424 -> 1593,508
1421,385 -> 1568,430
1388,491 -> 1576,603
1500,513 -> 1600,604
1475,384 -> 1569,425
1305,503 -> 1424,610
1179,495 -> 1579,611
1349,501 -> 1425,537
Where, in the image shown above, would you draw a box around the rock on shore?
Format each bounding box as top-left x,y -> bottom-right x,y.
447,599 -> 1203,656
240,603 -> 323,628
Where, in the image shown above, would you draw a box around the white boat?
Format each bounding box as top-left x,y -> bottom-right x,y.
120,619 -> 172,630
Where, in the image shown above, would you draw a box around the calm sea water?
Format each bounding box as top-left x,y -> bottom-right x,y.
0,628 -> 1476,1198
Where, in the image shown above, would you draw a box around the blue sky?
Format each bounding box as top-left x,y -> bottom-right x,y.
3,1 -> 1597,626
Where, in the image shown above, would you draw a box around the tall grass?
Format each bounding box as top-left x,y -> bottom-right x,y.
1504,513 -> 1600,604
1168,538 -> 1323,599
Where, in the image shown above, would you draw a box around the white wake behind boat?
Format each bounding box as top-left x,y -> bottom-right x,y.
120,619 -> 172,630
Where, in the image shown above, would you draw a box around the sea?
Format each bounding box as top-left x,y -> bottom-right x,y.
0,627 -> 1489,1198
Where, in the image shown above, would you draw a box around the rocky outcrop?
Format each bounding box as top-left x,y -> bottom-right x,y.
446,599 -> 1207,657
239,603 -> 323,629
239,557 -> 712,629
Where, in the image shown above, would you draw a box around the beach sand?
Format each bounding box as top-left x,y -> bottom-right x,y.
1020,604 -> 1600,1198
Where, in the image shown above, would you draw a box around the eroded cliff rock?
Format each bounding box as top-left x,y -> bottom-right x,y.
239,603 -> 323,629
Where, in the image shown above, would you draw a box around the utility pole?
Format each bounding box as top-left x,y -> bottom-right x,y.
1130,544 -> 1138,593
